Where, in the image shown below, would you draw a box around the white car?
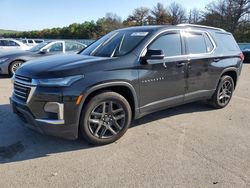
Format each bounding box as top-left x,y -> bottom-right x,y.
0,39 -> 31,52
21,39 -> 44,46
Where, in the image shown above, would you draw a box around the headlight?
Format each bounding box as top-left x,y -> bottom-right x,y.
0,58 -> 9,64
36,75 -> 84,87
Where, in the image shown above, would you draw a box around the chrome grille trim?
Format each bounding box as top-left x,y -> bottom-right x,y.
13,74 -> 37,103
14,92 -> 27,99
15,74 -> 32,83
14,89 -> 27,96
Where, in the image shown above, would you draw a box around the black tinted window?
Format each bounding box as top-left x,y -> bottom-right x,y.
149,33 -> 182,57
28,40 -> 33,43
81,31 -> 150,57
185,32 -> 207,54
34,40 -> 43,43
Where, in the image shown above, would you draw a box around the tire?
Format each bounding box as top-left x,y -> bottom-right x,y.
9,61 -> 24,76
209,75 -> 235,109
79,91 -> 132,145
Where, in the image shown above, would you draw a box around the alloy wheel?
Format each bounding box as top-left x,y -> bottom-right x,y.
11,62 -> 23,74
217,80 -> 233,106
88,100 -> 126,139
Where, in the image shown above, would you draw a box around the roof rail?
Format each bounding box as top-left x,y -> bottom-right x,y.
177,24 -> 226,32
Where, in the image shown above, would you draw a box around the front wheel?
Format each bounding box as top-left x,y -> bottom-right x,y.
80,91 -> 132,145
209,75 -> 235,109
9,61 -> 24,76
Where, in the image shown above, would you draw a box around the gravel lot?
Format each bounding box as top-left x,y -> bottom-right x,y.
0,64 -> 250,188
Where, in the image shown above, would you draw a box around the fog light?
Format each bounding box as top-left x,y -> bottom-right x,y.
44,102 -> 64,120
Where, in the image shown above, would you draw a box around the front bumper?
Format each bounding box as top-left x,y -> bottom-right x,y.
10,95 -> 80,140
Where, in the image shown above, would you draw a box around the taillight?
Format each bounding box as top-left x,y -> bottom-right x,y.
240,53 -> 245,61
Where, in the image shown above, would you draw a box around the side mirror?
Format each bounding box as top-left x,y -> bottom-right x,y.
143,49 -> 164,61
40,48 -> 49,54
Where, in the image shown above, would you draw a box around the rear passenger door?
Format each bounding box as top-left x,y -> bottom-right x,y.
183,31 -> 216,101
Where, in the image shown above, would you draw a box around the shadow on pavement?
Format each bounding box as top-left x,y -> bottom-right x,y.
132,102 -> 213,127
0,101 -> 213,164
0,75 -> 10,79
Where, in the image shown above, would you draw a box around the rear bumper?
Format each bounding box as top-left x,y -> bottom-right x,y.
10,97 -> 79,140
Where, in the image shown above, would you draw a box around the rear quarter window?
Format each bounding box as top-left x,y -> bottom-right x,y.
215,33 -> 239,51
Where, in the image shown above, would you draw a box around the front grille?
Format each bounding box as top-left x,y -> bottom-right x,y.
15,74 -> 32,83
13,75 -> 32,102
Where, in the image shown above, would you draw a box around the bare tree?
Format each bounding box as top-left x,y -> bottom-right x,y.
126,7 -> 150,26
202,0 -> 250,33
151,2 -> 170,24
168,2 -> 187,25
188,8 -> 201,24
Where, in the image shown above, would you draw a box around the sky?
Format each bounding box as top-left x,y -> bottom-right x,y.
0,0 -> 212,31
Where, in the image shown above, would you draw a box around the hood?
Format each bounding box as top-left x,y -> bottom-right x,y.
16,54 -> 112,78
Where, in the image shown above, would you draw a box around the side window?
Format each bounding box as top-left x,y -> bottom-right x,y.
149,33 -> 182,57
28,40 -> 33,44
34,40 -> 43,43
48,42 -> 63,52
204,34 -> 214,52
0,40 -> 5,46
22,40 -> 27,44
8,40 -> 20,47
185,32 -> 207,54
65,41 -> 85,52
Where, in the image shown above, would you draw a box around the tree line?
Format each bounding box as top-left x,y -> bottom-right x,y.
2,0 -> 250,42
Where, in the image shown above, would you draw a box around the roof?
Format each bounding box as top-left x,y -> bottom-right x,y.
117,24 -> 226,33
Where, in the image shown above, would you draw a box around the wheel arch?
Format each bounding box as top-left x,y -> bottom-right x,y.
77,82 -> 139,129
220,67 -> 238,88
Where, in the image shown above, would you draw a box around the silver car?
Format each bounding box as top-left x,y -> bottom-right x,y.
0,38 -> 31,51
0,40 -> 87,75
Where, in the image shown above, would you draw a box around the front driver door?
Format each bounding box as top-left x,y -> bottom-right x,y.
139,31 -> 187,114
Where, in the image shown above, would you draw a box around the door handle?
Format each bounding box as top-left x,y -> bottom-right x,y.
213,58 -> 221,62
163,62 -> 167,69
176,62 -> 185,68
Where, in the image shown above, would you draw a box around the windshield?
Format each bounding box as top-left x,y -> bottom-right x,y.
81,30 -> 150,57
29,41 -> 50,52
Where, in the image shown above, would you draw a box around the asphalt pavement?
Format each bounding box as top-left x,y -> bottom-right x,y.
0,65 -> 250,188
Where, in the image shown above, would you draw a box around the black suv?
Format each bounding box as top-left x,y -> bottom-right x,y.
10,24 -> 243,145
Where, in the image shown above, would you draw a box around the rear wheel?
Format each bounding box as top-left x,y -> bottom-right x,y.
209,75 -> 235,109
9,61 -> 24,76
80,91 -> 132,145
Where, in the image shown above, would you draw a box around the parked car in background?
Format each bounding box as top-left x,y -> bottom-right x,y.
10,24 -> 243,145
0,40 -> 86,75
242,49 -> 250,63
238,43 -> 250,63
21,39 -> 45,46
0,38 -> 31,52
